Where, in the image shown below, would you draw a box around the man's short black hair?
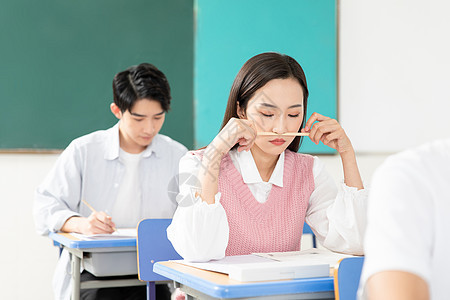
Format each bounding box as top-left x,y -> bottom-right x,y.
112,63 -> 171,112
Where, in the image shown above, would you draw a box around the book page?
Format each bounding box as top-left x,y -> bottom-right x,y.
253,248 -> 356,267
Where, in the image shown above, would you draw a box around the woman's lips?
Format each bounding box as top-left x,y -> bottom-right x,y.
269,138 -> 286,146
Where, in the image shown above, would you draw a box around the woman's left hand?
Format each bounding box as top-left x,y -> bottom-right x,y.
301,112 -> 354,154
302,112 -> 364,190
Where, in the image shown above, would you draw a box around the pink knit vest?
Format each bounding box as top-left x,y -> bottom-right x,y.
192,149 -> 315,256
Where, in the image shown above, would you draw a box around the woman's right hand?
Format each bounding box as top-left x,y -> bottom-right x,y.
197,118 -> 256,204
211,118 -> 257,156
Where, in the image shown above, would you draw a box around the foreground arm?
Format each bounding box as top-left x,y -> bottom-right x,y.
366,271 -> 429,300
359,151 -> 433,299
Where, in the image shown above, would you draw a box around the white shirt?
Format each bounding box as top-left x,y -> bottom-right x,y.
358,139 -> 450,300
167,148 -> 368,262
229,150 -> 284,203
110,149 -> 143,228
33,122 -> 187,300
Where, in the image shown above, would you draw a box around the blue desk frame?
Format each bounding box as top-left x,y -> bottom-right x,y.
154,261 -> 335,299
49,232 -> 145,300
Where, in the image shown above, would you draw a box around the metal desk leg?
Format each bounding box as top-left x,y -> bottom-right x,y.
70,252 -> 81,300
147,281 -> 156,300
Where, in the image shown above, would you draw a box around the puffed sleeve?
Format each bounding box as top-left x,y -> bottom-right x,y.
305,156 -> 368,255
167,152 -> 229,262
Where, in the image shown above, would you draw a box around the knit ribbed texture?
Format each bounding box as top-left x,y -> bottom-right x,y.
192,150 -> 314,256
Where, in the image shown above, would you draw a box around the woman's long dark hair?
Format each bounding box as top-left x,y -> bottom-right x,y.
220,52 -> 309,152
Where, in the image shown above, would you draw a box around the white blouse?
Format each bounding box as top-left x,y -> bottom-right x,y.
167,149 -> 368,262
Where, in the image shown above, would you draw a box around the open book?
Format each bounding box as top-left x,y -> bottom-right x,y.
70,228 -> 136,240
176,249 -> 355,282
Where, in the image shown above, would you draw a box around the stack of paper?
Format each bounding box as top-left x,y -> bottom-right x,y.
70,228 -> 136,240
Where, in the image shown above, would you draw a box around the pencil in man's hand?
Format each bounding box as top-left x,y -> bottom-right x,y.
81,199 -> 117,232
82,199 -> 97,213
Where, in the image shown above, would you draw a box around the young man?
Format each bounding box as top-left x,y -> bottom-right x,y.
358,138 -> 450,299
34,63 -> 188,300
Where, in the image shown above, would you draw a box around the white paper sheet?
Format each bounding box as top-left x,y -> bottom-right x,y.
70,228 -> 136,240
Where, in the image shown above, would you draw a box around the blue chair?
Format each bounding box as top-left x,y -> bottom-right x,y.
137,219 -> 182,300
334,256 -> 365,300
303,222 -> 317,248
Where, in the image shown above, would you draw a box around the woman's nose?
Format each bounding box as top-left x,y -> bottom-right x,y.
272,118 -> 287,134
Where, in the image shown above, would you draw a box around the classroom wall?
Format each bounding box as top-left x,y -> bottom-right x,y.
1,0 -> 448,299
339,0 -> 450,152
0,154 -> 59,300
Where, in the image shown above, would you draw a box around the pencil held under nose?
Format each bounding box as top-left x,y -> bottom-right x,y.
257,132 -> 310,137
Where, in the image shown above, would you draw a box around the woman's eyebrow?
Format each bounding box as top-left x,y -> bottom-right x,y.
258,103 -> 302,109
259,103 -> 278,109
288,104 -> 303,108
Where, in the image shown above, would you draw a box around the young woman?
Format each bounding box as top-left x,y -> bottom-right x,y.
168,52 -> 367,262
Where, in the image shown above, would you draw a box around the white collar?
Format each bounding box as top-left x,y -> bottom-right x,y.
104,122 -> 157,160
230,149 -> 284,187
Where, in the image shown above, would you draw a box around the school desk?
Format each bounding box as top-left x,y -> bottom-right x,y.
154,261 -> 335,299
49,232 -> 145,300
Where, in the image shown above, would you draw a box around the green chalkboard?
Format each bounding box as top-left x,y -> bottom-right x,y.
195,0 -> 336,153
0,0 -> 194,150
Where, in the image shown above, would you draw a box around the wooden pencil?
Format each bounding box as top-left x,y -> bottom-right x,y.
82,199 -> 97,213
257,132 -> 310,137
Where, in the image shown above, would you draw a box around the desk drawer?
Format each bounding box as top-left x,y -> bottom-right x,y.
83,251 -> 137,276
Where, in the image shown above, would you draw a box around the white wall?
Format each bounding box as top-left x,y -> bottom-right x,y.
340,0 -> 450,152
0,154 -> 59,300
